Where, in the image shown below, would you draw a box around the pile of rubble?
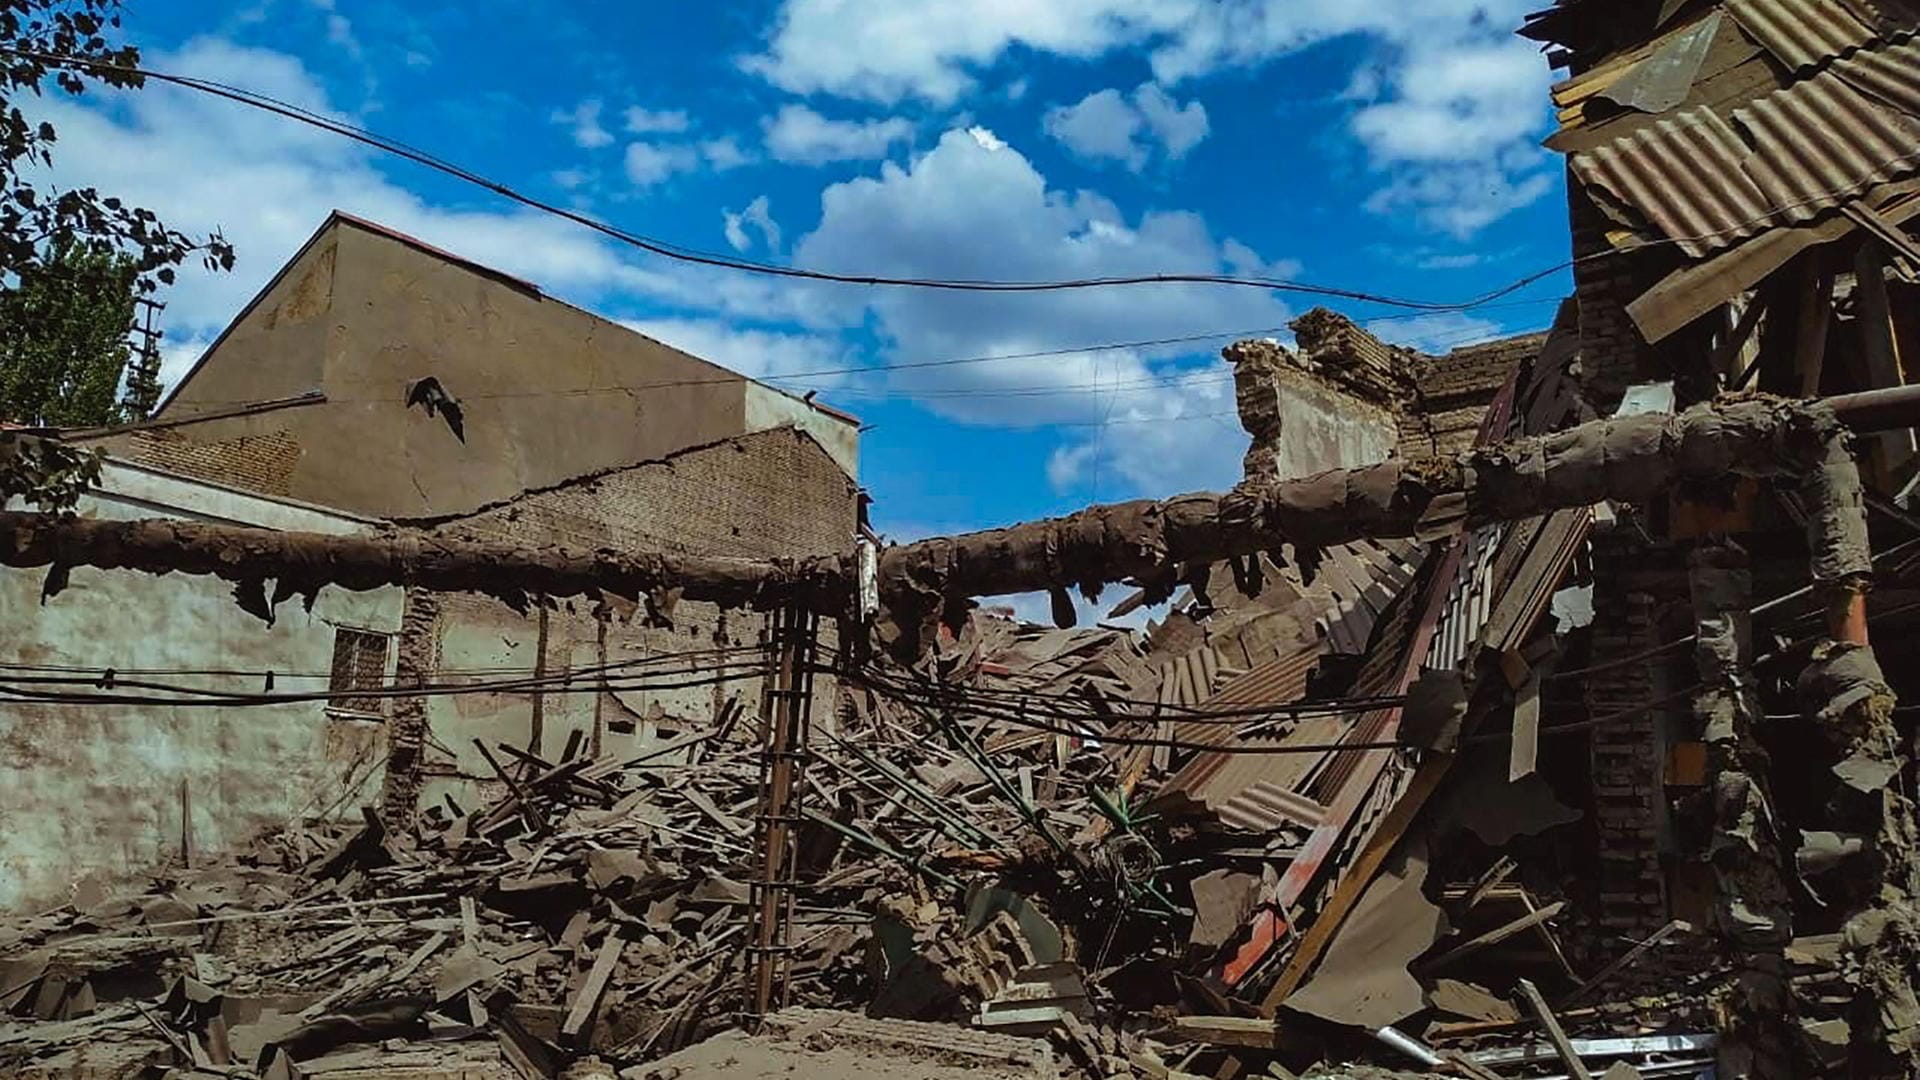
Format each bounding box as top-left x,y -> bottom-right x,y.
0,655 -> 1136,1080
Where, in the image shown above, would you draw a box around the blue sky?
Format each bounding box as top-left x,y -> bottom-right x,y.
40,1 -> 1573,598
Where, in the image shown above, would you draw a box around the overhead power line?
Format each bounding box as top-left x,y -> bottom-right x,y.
3,46 -> 1571,313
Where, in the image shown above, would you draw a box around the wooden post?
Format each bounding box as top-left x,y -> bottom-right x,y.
748,604 -> 819,1018
1795,260 -> 1835,398
1854,241 -> 1915,484
528,607 -> 550,757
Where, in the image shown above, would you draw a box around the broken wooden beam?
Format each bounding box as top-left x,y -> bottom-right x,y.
8,390 -> 1916,625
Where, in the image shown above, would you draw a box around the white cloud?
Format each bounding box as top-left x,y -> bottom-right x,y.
700,136 -> 754,171
551,99 -> 614,149
623,140 -> 701,185
624,106 -> 692,134
1345,35 -> 1554,234
1044,82 -> 1207,170
1367,311 -> 1502,354
24,38 -> 783,368
763,104 -> 913,165
621,318 -> 849,384
791,126 -> 1289,495
747,0 -> 1553,232
305,0 -> 362,59
747,0 -> 1540,103
722,195 -> 782,253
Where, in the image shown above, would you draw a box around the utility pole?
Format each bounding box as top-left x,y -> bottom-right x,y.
122,297 -> 167,420
747,603 -> 820,1018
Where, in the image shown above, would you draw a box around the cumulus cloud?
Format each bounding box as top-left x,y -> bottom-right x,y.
763,104 -> 913,165
791,126 -> 1288,495
722,195 -> 782,253
747,1 -> 1538,101
1367,311 -> 1504,354
621,317 -> 849,384
623,105 -> 692,134
24,38 -> 799,365
1044,82 -> 1208,170
551,98 -> 614,149
746,0 -> 1553,232
700,136 -> 754,170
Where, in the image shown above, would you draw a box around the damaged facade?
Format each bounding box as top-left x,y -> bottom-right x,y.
6,5 -> 1920,1078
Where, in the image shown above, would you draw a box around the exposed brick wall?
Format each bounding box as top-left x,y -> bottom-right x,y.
389,426 -> 857,812
123,429 -> 302,497
1581,534 -> 1692,981
1569,178 -> 1655,414
433,426 -> 856,559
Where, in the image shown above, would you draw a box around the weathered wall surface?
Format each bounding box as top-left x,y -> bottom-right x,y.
409,426 -> 859,810
0,461 -> 403,912
1266,367 -> 1399,477
109,215 -> 859,517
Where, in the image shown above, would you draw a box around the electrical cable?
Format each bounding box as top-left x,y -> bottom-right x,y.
0,643 -> 762,681
19,47 -> 1915,322
0,661 -> 766,708
2,46 -> 1569,312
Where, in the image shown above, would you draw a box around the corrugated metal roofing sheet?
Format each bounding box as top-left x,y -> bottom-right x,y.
1216,780 -> 1329,833
1727,0 -> 1879,71
1571,45 -> 1920,256
1835,35 -> 1920,111
1572,106 -> 1777,256
1735,70 -> 1920,223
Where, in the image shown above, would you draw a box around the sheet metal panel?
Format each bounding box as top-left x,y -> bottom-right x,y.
1572,106 -> 1777,256
1572,42 -> 1920,257
1835,36 -> 1920,112
1727,0 -> 1879,71
1734,71 -> 1920,224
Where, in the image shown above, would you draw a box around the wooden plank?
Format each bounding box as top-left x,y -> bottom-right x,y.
1419,901 -> 1568,975
1853,241 -> 1915,480
561,933 -> 626,1042
1560,919 -> 1690,1008
1166,1015 -> 1287,1049
1510,666 -> 1542,782
1518,978 -> 1593,1080
1795,262 -> 1835,397
1710,292 -> 1769,380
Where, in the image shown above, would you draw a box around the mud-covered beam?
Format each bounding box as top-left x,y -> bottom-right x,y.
0,512 -> 850,614
875,397 -> 1877,640
1689,542 -> 1796,1079
4,390 -> 1915,625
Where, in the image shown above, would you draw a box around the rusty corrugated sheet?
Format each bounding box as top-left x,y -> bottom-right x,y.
1217,780 -> 1329,833
1727,0 -> 1878,71
1835,36 -> 1920,111
1735,71 -> 1920,224
1572,105 -> 1777,256
1572,45 -> 1920,257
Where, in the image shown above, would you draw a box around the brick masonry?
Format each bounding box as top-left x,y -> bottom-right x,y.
394,426 -> 859,813
124,428 -> 303,497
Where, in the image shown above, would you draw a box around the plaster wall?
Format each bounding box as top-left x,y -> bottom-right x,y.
1267,367 -> 1400,477
113,216 -> 858,516
0,463 -> 403,911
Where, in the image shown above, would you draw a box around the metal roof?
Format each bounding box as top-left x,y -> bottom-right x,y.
1834,36 -> 1920,111
1571,48 -> 1920,256
1726,0 -> 1879,71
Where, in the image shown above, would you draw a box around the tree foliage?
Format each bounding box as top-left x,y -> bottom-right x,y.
2,0 -> 234,295
0,0 -> 234,507
0,239 -> 136,425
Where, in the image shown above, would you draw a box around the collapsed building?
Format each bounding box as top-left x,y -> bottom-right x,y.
6,2 -> 1920,1077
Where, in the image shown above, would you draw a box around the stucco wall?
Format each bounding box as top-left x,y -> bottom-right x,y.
1267,366 -> 1399,477
113,216 -> 859,517
0,463 -> 403,912
406,426 -> 858,811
